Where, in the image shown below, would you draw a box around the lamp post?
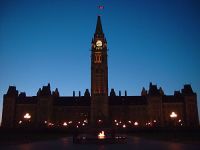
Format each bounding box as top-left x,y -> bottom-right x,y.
170,112 -> 177,127
24,113 -> 31,120
170,112 -> 178,139
23,113 -> 31,127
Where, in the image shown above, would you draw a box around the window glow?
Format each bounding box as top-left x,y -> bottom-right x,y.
94,53 -> 102,63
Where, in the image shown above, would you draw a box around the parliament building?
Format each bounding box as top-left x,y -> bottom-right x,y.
1,16 -> 199,129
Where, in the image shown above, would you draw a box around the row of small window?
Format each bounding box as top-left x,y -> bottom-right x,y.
94,89 -> 106,93
96,47 -> 103,50
95,68 -> 105,74
94,54 -> 102,63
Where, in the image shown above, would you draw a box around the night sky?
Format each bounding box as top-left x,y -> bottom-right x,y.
0,0 -> 200,123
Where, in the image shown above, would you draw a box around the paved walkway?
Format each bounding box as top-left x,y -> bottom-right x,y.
0,136 -> 199,150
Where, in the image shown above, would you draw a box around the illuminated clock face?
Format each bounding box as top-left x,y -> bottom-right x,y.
96,40 -> 102,47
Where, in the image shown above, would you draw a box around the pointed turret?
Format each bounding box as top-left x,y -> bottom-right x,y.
95,16 -> 104,35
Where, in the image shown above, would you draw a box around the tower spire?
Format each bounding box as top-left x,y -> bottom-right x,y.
95,16 -> 103,35
91,15 -> 108,126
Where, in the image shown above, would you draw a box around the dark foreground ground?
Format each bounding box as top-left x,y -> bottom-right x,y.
0,128 -> 200,149
0,135 -> 200,150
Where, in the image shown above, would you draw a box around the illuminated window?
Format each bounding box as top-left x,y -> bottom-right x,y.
96,46 -> 102,50
94,53 -> 102,63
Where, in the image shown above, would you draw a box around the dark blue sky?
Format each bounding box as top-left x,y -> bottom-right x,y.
0,0 -> 200,123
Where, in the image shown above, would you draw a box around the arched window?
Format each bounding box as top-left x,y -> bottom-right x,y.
94,53 -> 102,63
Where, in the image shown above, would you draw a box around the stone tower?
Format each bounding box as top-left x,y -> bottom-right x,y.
1,86 -> 18,128
90,16 -> 109,126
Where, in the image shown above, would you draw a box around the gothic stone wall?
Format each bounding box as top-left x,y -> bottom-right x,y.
52,106 -> 90,124
15,104 -> 37,127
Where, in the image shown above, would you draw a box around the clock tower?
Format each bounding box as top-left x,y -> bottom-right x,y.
90,16 -> 109,126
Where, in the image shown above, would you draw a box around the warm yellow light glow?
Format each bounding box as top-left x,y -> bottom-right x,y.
68,121 -> 72,124
98,131 -> 105,139
153,120 -> 156,123
63,122 -> 67,126
94,53 -> 102,63
170,112 -> 177,118
116,123 -> 119,126
114,120 -> 117,122
178,119 -> 181,122
82,123 -> 85,126
24,113 -> 31,119
128,121 -> 132,123
134,122 -> 139,126
44,121 -> 47,124
18,120 -> 22,124
84,119 -> 88,123
48,122 -> 54,126
123,124 -> 126,128
98,119 -> 102,123
96,40 -> 102,47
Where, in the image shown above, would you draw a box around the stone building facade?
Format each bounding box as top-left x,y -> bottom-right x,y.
1,16 -> 199,129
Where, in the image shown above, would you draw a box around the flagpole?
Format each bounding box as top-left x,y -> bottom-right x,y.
97,0 -> 104,16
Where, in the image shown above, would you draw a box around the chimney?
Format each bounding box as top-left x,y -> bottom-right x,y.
73,91 -> 75,97
119,91 -> 121,96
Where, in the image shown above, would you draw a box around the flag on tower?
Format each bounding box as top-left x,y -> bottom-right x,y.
98,5 -> 104,10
